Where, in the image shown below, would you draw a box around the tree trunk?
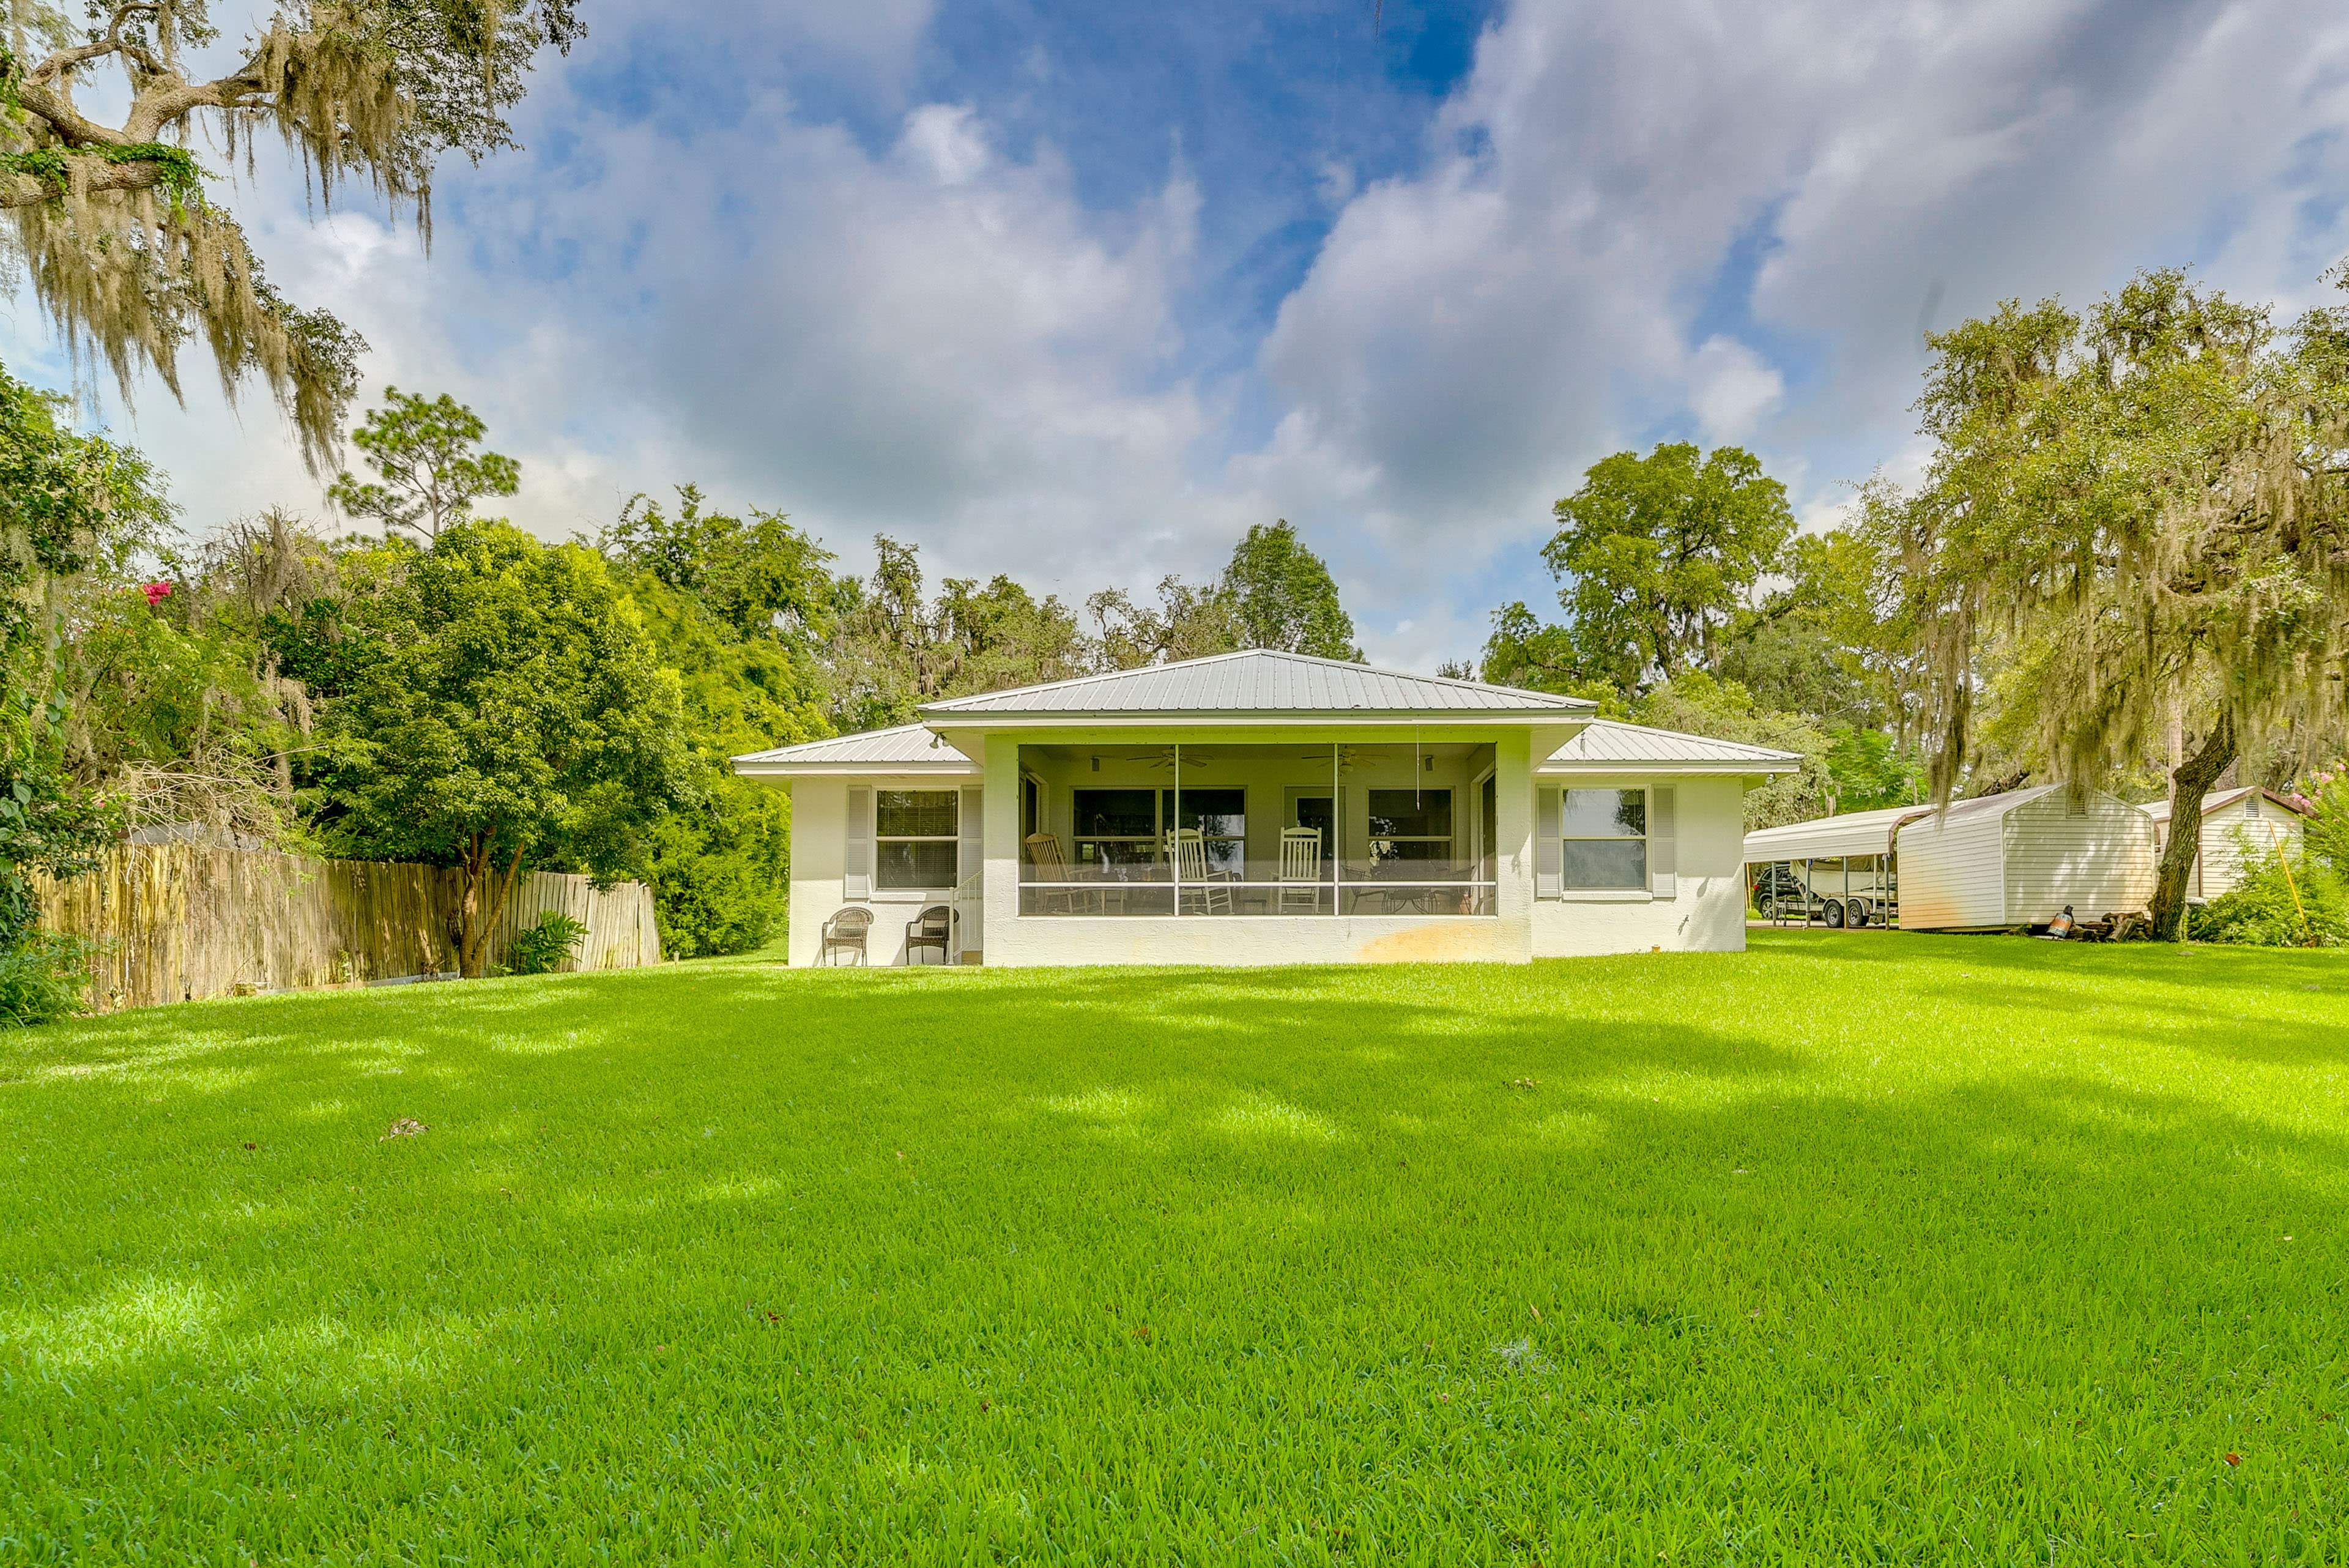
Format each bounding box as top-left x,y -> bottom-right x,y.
457,840 -> 527,978
2148,711 -> 2236,942
458,840 -> 488,978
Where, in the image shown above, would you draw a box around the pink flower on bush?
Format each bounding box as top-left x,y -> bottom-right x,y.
140,581 -> 173,608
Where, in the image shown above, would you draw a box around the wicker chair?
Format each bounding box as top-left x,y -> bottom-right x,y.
820,906 -> 873,965
905,904 -> 953,965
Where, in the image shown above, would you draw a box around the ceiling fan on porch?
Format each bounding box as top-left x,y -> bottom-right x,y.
1123,748 -> 1209,770
1302,746 -> 1387,771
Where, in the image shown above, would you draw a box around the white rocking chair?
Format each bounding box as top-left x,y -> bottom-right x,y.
1169,828 -> 1235,914
1278,827 -> 1324,913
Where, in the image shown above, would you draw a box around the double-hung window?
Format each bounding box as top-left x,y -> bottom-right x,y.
1561,788 -> 1647,890
876,789 -> 959,890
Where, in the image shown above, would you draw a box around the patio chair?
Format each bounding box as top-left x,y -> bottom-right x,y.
906,904 -> 952,965
1277,827 -> 1323,913
820,906 -> 873,965
1023,833 -> 1100,914
1170,828 -> 1236,915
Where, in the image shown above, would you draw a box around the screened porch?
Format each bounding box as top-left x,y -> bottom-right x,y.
1010,741 -> 1502,918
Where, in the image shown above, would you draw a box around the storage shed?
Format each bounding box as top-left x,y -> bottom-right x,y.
1893,785 -> 2156,931
2140,787 -> 2311,901
1744,784 -> 2161,932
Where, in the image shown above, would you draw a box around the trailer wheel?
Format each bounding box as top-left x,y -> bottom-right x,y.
1822,899 -> 1846,929
1759,896 -> 1781,920
1847,899 -> 1869,928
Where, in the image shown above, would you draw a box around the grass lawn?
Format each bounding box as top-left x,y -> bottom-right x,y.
4,932 -> 2347,1564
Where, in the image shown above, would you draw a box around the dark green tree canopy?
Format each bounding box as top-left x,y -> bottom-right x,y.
1221,520 -> 1360,660
601,484 -> 837,643
311,519 -> 688,975
1542,442 -> 1796,691
825,537 -> 1088,731
1,360 -> 173,947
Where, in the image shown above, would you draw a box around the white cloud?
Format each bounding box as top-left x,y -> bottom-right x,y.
1247,0 -> 2349,666
1687,336 -> 1786,444
9,0 -> 2349,680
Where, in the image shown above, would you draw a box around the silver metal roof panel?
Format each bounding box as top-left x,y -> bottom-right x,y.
1541,719 -> 1803,772
734,724 -> 978,775
917,648 -> 1594,718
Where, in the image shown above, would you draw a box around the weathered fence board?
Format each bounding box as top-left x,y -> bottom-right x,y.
38,847 -> 661,1011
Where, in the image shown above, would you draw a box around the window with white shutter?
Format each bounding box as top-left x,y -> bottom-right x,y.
844,786 -> 872,900
1536,787 -> 1562,899
1650,786 -> 1676,897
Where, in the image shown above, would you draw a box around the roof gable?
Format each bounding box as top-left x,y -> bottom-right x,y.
1540,719 -> 1802,772
916,648 -> 1594,719
2139,786 -> 2312,825
734,724 -> 978,773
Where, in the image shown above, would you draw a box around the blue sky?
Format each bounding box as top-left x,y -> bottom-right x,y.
7,0 -> 2349,670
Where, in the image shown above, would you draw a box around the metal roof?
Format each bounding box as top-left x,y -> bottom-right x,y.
733,724 -> 978,776
917,648 -> 1594,719
1743,803 -> 1934,862
1540,719 -> 1803,773
2139,786 -> 2310,825
1743,785 -> 2141,862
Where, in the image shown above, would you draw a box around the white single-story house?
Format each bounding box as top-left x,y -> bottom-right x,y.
735,649 -> 1800,967
2140,786 -> 2312,901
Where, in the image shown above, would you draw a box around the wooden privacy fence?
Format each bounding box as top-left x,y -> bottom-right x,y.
39,845 -> 662,1011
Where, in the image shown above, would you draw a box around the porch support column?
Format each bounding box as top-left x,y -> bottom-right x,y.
1493,728 -> 1535,960
982,732 -> 1020,965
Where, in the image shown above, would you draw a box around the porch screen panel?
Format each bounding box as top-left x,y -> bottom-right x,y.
1075,789 -> 1159,870
1650,787 -> 1677,897
1536,787 -> 1562,899
1165,788 -> 1245,875
845,786 -> 872,899
960,788 -> 984,890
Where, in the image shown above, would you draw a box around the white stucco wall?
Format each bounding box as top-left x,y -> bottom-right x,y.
1529,774 -> 1750,956
785,774 -> 982,967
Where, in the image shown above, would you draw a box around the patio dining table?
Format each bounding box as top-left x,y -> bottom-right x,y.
1343,863 -> 1478,916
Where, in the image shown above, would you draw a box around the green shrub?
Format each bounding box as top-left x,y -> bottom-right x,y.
642,776 -> 789,959
504,911 -> 590,976
2188,844 -> 2349,948
0,934 -> 94,1026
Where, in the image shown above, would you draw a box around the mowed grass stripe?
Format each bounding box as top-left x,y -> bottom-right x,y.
2,932 -> 2345,1564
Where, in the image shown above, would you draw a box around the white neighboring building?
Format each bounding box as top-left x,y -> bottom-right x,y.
2140,787 -> 2312,901
736,650 -> 1800,967
1893,786 -> 2157,931
1745,785 -> 2162,932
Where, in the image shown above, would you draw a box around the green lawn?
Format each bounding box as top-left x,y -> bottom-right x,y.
4,933 -> 2347,1565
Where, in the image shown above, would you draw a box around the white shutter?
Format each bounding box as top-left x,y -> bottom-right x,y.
959,787 -> 984,889
1536,787 -> 1562,899
845,786 -> 872,900
1650,786 -> 1676,897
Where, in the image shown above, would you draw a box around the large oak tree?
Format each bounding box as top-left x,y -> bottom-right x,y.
0,1 -> 581,469
1879,268 -> 2349,938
